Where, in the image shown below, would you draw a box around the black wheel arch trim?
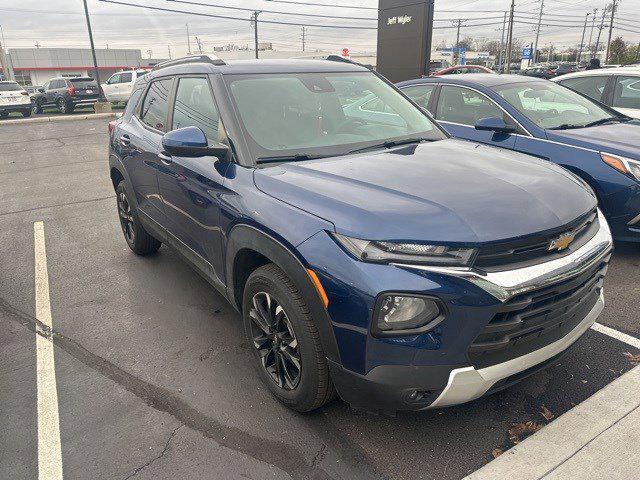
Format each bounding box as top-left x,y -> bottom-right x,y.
226,224 -> 341,364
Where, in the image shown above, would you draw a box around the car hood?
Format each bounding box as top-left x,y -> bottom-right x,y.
546,122 -> 640,160
254,139 -> 596,243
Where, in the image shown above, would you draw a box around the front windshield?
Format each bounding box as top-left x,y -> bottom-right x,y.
492,81 -> 615,129
226,71 -> 445,159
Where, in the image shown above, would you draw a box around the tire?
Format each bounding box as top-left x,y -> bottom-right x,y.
57,97 -> 73,114
242,263 -> 336,412
0,111 -> 8,119
22,109 -> 32,118
32,102 -> 43,114
115,182 -> 161,255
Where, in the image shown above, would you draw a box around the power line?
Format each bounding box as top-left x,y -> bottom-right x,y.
263,0 -> 376,10
167,0 -> 377,21
97,0 -> 378,29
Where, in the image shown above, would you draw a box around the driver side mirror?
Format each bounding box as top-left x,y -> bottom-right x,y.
162,126 -> 230,160
474,116 -> 516,134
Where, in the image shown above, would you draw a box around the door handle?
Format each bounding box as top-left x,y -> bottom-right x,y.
158,151 -> 173,164
119,134 -> 130,147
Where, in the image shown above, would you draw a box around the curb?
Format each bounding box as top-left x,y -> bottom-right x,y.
465,364 -> 640,480
0,112 -> 121,126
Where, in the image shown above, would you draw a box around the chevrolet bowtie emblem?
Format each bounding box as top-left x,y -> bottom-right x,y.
548,231 -> 576,251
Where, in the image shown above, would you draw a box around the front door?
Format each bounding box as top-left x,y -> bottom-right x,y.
434,85 -> 517,149
156,76 -> 230,279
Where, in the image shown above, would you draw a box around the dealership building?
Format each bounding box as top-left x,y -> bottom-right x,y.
5,48 -> 156,86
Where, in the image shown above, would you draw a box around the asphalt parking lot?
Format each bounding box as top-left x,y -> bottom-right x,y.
1,118 -> 639,480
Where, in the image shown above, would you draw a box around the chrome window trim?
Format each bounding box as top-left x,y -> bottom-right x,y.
392,210 -> 613,302
429,83 -> 533,137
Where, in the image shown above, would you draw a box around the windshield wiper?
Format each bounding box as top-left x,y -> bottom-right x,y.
551,117 -> 623,130
256,153 -> 325,165
347,137 -> 433,155
583,117 -> 623,128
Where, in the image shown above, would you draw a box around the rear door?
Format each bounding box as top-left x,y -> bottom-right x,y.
45,79 -> 62,104
119,76 -> 174,228
118,72 -> 133,100
157,75 -> 230,278
433,85 -> 518,149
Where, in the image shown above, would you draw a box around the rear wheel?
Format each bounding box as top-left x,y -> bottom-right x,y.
57,98 -> 73,114
242,264 -> 336,412
32,102 -> 43,114
115,182 -> 161,255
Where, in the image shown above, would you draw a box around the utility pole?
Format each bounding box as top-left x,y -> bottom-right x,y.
505,0 -> 515,73
452,19 -> 465,65
498,12 -> 507,73
81,0 -> 106,104
594,6 -> 608,62
186,23 -> 191,55
577,13 -> 590,64
168,45 -> 172,59
588,9 -> 597,59
532,0 -> 544,65
195,36 -> 203,54
35,41 -> 41,49
301,26 -> 306,52
251,11 -> 261,59
605,0 -> 618,64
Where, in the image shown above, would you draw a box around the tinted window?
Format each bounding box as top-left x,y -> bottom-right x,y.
108,74 -> 121,84
51,79 -> 63,89
0,82 -> 22,92
612,76 -> 640,110
69,78 -> 97,88
559,76 -> 607,102
140,78 -> 173,131
172,77 -> 219,142
402,84 -> 435,111
436,85 -> 502,125
120,72 -> 132,83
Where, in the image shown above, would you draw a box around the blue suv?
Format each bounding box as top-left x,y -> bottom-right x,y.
108,56 -> 613,413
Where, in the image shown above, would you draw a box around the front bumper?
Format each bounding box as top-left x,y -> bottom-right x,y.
316,210 -> 613,412
429,291 -> 603,408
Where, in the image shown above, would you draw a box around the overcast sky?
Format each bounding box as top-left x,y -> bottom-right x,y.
1,0 -> 639,58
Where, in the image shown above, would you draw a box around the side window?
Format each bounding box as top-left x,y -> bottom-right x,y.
140,78 -> 173,132
120,72 -> 132,83
559,76 -> 607,102
42,81 -> 50,91
171,77 -> 219,142
612,76 -> 640,110
436,85 -> 503,126
50,80 -> 60,89
401,84 -> 435,111
108,74 -> 121,85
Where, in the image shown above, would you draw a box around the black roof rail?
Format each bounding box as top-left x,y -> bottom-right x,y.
152,54 -> 226,71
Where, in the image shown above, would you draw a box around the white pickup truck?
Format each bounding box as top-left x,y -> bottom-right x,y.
101,69 -> 150,104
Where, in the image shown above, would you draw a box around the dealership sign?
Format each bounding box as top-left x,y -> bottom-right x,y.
387,15 -> 413,25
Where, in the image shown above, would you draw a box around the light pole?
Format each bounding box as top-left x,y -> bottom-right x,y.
578,13 -> 590,64
81,0 -> 109,109
532,0 -> 544,65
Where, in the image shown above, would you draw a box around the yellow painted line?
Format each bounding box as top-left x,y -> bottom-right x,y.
34,221 -> 63,480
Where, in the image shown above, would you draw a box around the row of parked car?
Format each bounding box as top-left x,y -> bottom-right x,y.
106,55 -> 635,414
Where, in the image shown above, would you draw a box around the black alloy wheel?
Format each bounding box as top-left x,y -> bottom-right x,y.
117,189 -> 136,246
57,98 -> 67,114
249,291 -> 301,390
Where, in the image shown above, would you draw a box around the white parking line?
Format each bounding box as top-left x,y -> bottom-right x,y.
34,221 -> 63,480
591,322 -> 640,349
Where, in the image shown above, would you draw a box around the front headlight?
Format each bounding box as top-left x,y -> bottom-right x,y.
331,232 -> 477,266
601,152 -> 640,182
373,294 -> 444,336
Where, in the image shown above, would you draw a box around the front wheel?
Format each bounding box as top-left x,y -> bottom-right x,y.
242,264 -> 336,412
22,109 -> 32,118
115,182 -> 161,255
0,111 -> 8,119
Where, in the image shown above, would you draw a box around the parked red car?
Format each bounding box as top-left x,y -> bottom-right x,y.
432,65 -> 495,76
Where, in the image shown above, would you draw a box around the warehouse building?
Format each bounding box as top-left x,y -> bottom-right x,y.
7,47 -> 147,86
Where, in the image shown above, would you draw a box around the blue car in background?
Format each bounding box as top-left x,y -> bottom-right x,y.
397,74 -> 640,243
